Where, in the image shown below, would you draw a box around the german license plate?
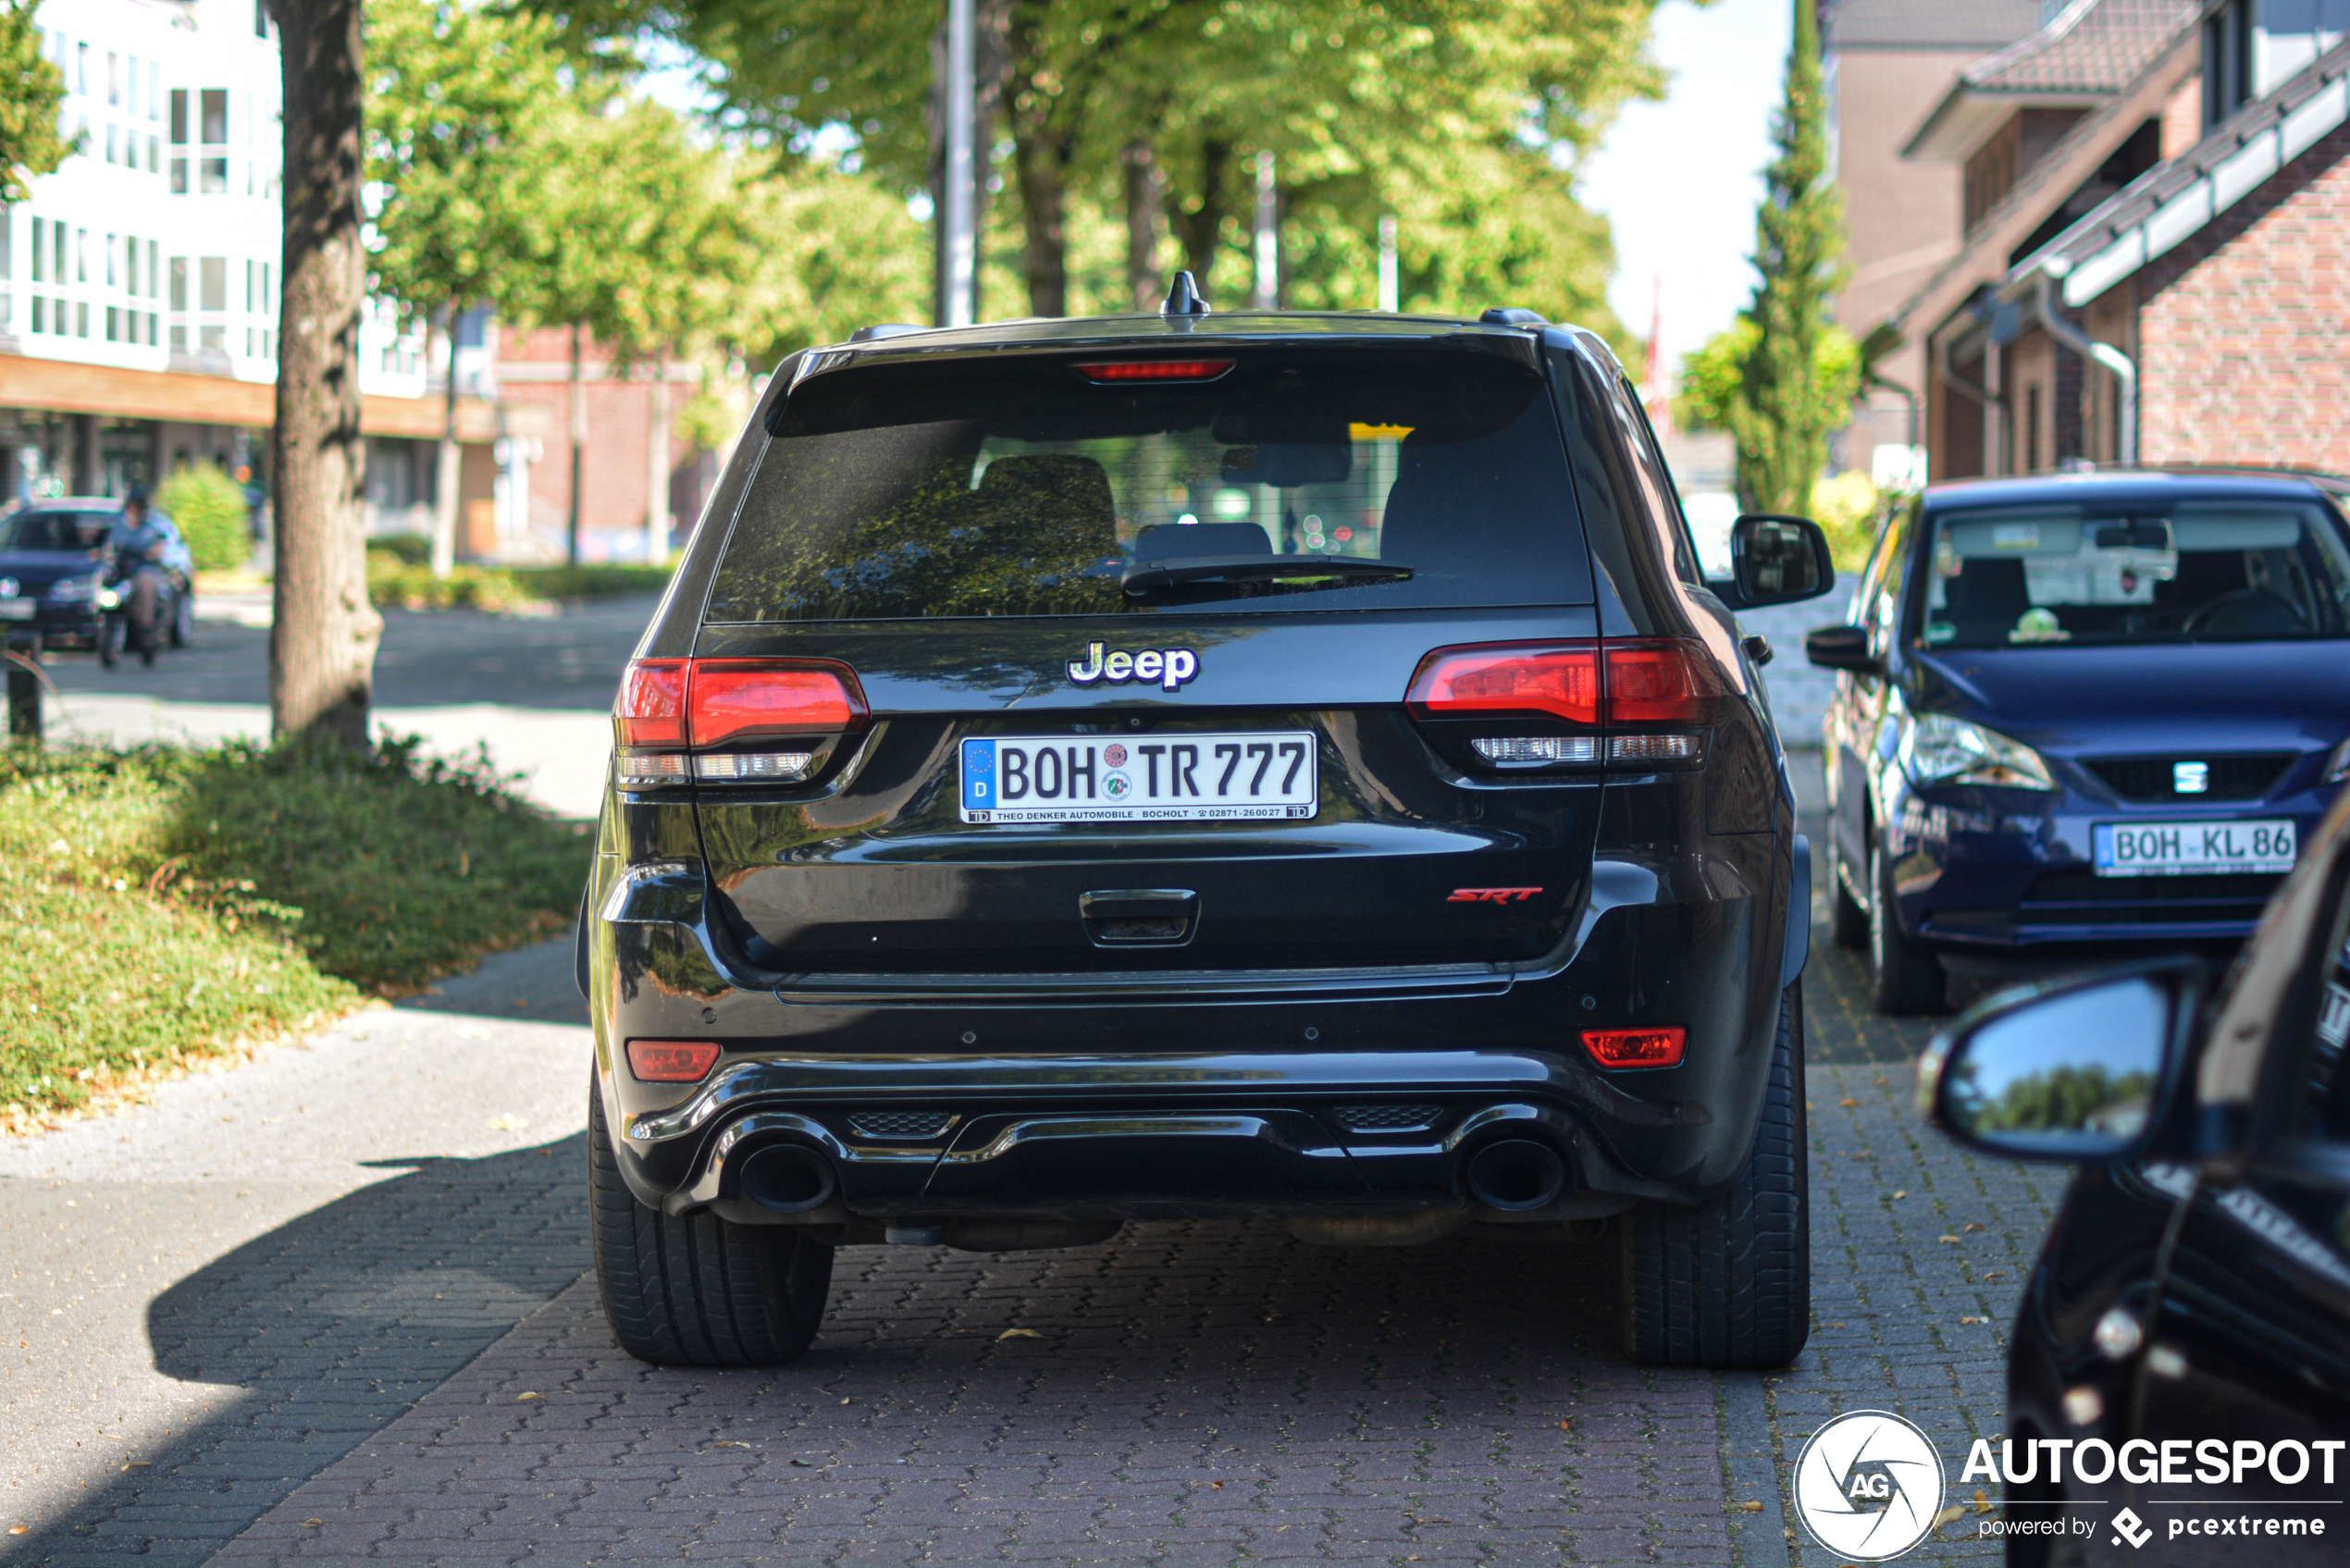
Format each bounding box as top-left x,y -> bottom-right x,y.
0,600 -> 33,621
960,732 -> 1317,823
2093,819 -> 2297,876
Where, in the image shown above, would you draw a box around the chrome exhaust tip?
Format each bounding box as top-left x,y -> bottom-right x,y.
1464,1138 -> 1567,1212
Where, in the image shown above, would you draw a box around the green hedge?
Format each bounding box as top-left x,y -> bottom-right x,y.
366,552 -> 672,611
157,466 -> 252,573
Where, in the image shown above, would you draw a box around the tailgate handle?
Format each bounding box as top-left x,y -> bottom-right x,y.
1080,887 -> 1198,945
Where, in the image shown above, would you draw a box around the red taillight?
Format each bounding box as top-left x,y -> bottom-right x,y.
626,1039 -> 724,1082
1405,637 -> 1721,759
616,659 -> 689,747
690,661 -> 865,746
1603,639 -> 1722,724
1406,645 -> 1601,725
614,658 -> 867,749
1582,1026 -> 1685,1069
1072,359 -> 1236,383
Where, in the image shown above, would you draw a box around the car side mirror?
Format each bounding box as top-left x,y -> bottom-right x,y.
1803,623 -> 1878,673
1728,513 -> 1835,606
1917,963 -> 2201,1164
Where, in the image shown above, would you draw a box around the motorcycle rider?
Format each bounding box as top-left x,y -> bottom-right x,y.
105,488 -> 172,663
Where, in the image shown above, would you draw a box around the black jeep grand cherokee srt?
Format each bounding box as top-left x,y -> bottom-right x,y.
580,292 -> 1837,1371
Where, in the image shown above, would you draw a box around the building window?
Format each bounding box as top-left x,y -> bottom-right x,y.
30,216 -> 44,282
200,89 -> 229,193
31,297 -> 44,333
77,302 -> 89,338
146,239 -> 159,298
168,88 -> 187,191
2207,0 -> 2255,127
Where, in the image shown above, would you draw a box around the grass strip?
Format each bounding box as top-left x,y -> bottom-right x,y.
0,736 -> 592,1125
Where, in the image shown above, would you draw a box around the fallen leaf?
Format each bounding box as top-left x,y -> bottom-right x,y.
1738,1500 -> 1764,1512
840,1397 -> 852,1405
7,1525 -> 25,1536
120,1462 -> 149,1470
1960,1315 -> 1986,1325
1933,1504 -> 1966,1528
790,1458 -> 814,1467
708,1440 -> 753,1449
303,1519 -> 324,1527
1892,1190 -> 1908,1200
1557,1420 -> 1572,1430
1874,1076 -> 1889,1087
1982,1270 -> 2007,1280
486,1113 -> 528,1132
1211,1480 -> 1224,1490
996,1328 -> 1045,1340
1974,1488 -> 1993,1514
517,1391 -> 543,1401
1938,1234 -> 1961,1244
1837,1097 -> 1859,1107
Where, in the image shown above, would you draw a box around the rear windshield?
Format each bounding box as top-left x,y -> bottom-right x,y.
0,509 -> 111,552
1920,501 -> 2350,648
705,355 -> 1591,620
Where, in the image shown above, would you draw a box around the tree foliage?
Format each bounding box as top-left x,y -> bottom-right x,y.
0,0 -> 71,203
1674,0 -> 1857,513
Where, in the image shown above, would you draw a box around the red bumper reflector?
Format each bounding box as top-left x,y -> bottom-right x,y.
1406,644 -> 1601,725
626,1040 -> 724,1083
1581,1026 -> 1686,1069
1073,358 -> 1236,383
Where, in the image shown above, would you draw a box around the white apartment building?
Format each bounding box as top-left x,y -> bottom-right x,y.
0,0 -> 483,525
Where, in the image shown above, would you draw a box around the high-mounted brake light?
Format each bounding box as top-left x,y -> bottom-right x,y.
1072,359 -> 1236,383
626,1039 -> 724,1083
1582,1026 -> 1685,1069
614,658 -> 867,786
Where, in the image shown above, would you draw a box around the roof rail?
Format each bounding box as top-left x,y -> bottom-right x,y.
848,324 -> 927,343
1478,307 -> 1547,327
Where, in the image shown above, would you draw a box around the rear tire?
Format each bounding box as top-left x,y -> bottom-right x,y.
1826,833 -> 1868,947
97,615 -> 120,668
1868,841 -> 1946,1014
588,1078 -> 834,1367
1620,984 -> 1809,1368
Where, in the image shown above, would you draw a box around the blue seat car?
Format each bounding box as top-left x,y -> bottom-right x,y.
1806,470 -> 2350,1011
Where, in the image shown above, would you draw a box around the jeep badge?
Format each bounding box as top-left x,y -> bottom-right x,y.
1067,642 -> 1199,692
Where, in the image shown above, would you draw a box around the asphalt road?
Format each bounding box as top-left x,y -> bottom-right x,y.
30,598 -> 661,819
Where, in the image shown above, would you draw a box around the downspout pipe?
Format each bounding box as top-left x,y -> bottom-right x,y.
2032,267 -> 2137,465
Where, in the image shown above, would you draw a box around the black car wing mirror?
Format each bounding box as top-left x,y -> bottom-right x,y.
1725,513 -> 1835,606
1917,961 -> 2203,1165
1803,623 -> 1878,673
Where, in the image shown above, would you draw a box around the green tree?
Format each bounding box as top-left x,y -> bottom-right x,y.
366,0 -> 574,576
157,466 -> 253,573
1677,0 -> 1857,513
0,0 -> 72,200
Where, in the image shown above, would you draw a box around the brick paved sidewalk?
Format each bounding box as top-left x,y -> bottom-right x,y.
197,950 -> 2057,1567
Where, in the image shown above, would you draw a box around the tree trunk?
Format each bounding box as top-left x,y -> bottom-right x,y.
1013,131 -> 1070,317
645,350 -> 671,563
1169,138 -> 1230,293
565,322 -> 585,566
268,0 -> 378,747
428,303 -> 461,578
1122,137 -> 1165,310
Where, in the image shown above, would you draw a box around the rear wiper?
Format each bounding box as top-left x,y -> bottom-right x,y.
1121,553 -> 1413,598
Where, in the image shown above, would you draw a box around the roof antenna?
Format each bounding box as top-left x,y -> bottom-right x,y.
1162,270 -> 1212,316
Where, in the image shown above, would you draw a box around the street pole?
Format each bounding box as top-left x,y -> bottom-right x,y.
1252,150 -> 1277,309
943,0 -> 976,329
1377,215 -> 1398,312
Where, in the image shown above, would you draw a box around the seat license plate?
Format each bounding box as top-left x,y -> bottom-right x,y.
2092,819 -> 2297,876
961,733 -> 1317,823
0,600 -> 34,621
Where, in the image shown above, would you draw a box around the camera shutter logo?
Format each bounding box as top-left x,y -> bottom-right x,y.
1792,1409 -> 1945,1561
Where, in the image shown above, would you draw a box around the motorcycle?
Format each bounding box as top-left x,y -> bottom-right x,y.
94,558 -> 191,668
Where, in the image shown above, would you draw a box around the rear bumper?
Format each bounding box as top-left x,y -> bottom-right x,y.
604,1047 -> 1696,1226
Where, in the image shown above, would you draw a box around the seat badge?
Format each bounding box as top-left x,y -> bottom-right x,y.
1067,641 -> 1200,691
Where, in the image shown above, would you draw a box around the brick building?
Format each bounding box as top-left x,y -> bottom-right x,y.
1874,0 -> 2350,478
1824,0 -> 2044,471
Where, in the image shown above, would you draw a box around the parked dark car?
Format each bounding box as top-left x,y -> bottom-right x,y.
1920,772 -> 2350,1565
0,497 -> 197,656
1807,472 -> 2350,1012
580,290 -> 1838,1371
